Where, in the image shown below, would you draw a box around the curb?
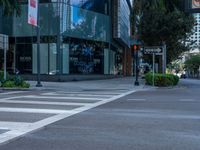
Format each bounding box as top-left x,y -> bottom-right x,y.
0,88 -> 31,91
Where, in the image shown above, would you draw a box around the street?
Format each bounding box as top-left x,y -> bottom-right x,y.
0,78 -> 199,150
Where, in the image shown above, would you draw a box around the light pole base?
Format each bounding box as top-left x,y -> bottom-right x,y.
36,83 -> 43,87
134,81 -> 139,86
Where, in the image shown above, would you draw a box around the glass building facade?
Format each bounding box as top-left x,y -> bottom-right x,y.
0,0 -> 131,78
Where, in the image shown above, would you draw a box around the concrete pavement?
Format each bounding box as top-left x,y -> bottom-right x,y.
0,77 -> 150,145
0,79 -> 199,150
27,77 -> 148,91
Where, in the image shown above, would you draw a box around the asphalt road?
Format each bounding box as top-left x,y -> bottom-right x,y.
0,79 -> 200,150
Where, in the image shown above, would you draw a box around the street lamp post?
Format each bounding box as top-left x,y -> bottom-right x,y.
36,1 -> 42,87
28,0 -> 42,87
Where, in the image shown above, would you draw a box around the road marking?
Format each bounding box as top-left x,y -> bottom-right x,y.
0,108 -> 69,114
0,91 -> 27,95
127,99 -> 146,101
0,100 -> 91,106
179,99 -> 196,102
0,96 -> 25,101
41,92 -> 113,98
0,122 -> 31,130
23,95 -> 105,101
0,89 -> 137,145
53,91 -> 124,95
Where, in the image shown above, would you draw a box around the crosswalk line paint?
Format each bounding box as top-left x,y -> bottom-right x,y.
0,100 -> 92,106
0,108 -> 70,114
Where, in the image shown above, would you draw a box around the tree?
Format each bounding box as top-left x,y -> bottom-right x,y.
0,0 -> 20,15
185,54 -> 200,78
132,0 -> 195,63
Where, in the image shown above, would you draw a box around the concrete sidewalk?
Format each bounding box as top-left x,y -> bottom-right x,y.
28,77 -> 149,92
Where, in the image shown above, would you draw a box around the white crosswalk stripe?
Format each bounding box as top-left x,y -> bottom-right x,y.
41,92 -> 113,98
0,89 -> 136,144
0,91 -> 28,95
0,122 -> 31,130
0,108 -> 69,114
23,95 -> 105,101
0,100 -> 92,106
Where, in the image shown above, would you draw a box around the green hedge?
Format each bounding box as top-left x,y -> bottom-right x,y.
145,73 -> 179,87
0,70 -> 30,88
0,71 -> 9,82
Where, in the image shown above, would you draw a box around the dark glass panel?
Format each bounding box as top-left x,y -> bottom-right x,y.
69,38 -> 104,74
16,44 -> 32,74
16,37 -> 33,43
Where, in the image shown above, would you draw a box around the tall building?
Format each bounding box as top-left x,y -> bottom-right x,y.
188,13 -> 200,48
0,0 -> 132,81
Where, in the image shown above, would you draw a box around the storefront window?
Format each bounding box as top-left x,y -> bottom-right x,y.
16,44 -> 32,74
32,44 -> 48,74
49,43 -> 57,75
69,39 -> 104,74
62,44 -> 69,74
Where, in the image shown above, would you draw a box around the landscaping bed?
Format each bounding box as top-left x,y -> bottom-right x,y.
145,73 -> 179,87
0,71 -> 30,88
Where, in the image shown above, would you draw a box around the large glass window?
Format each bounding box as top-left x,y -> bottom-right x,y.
69,39 -> 104,74
113,0 -> 130,46
62,44 -> 69,74
32,44 -> 48,74
49,43 -> 57,75
104,48 -> 109,74
70,0 -> 109,15
11,3 -> 59,37
104,47 -> 123,75
61,5 -> 109,42
16,44 -> 32,74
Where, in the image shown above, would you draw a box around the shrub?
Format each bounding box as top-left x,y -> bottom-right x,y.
20,81 -> 30,88
0,74 -> 30,88
173,75 -> 179,85
145,73 -> 179,87
13,76 -> 24,86
1,80 -> 16,88
0,70 -> 10,82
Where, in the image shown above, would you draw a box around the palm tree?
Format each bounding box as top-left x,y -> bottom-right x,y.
0,0 -> 20,15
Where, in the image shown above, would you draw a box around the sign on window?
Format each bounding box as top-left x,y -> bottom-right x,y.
192,0 -> 200,9
28,0 -> 38,26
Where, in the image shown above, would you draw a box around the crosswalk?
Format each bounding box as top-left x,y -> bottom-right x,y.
0,89 -> 136,144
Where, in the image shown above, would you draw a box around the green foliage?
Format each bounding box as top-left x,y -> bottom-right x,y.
0,0 -> 20,15
12,76 -> 24,86
185,54 -> 200,72
1,80 -> 15,88
0,70 -> 9,82
21,81 -> 30,88
1,79 -> 30,88
0,70 -> 30,88
145,73 -> 179,87
132,0 -> 195,63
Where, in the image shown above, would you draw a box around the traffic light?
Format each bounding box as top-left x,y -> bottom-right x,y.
132,44 -> 141,51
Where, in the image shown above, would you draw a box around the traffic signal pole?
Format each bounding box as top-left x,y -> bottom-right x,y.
134,49 -> 139,86
132,44 -> 140,86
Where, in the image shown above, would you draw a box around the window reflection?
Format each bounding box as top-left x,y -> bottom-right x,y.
69,39 -> 104,74
70,0 -> 109,15
62,6 -> 108,42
